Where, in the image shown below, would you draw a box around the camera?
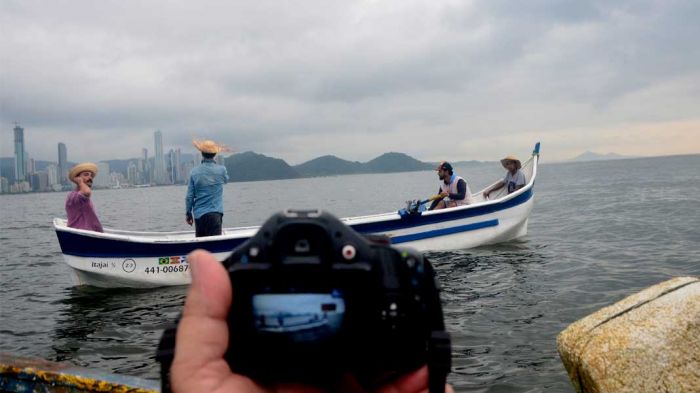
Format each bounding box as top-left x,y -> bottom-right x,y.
158,209 -> 451,392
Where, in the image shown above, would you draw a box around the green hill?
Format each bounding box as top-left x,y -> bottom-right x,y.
294,155 -> 364,176
224,151 -> 301,182
364,152 -> 434,173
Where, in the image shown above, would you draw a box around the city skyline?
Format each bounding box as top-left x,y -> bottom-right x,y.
1,125 -> 199,193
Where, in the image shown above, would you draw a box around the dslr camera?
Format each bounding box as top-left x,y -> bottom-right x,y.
158,210 -> 451,392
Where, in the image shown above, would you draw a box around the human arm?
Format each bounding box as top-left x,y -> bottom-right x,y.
429,187 -> 444,210
169,250 -> 448,393
483,180 -> 505,199
185,176 -> 194,225
75,176 -> 92,197
448,179 -> 466,201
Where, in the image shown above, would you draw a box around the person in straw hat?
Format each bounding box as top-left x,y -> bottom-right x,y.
65,162 -> 103,232
483,155 -> 526,199
186,139 -> 231,237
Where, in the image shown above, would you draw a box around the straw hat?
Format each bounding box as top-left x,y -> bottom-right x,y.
68,162 -> 98,183
192,139 -> 232,154
500,155 -> 522,169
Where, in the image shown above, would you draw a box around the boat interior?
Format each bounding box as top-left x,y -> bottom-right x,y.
54,152 -> 537,242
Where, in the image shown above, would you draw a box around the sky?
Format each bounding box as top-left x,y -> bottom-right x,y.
1,0 -> 699,165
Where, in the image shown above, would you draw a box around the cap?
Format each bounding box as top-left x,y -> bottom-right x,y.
435,161 -> 453,172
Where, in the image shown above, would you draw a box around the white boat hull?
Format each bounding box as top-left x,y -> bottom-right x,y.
54,144 -> 540,288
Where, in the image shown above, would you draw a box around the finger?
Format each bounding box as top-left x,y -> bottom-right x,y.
172,249 -> 232,372
377,366 -> 428,393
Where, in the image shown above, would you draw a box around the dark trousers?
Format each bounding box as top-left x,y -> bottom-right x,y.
195,212 -> 223,237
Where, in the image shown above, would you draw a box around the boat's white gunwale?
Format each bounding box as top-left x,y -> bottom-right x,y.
53,217 -> 257,244
339,155 -> 537,225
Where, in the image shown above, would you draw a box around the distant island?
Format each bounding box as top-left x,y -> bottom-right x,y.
569,151 -> 635,162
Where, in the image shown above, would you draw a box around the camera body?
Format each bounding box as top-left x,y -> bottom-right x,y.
223,210 -> 450,389
158,209 -> 450,392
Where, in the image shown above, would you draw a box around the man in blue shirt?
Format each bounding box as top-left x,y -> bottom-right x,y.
186,139 -> 231,237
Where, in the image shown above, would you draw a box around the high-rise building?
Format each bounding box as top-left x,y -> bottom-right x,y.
142,148 -> 152,184
13,123 -> 26,182
153,130 -> 168,184
182,160 -> 194,183
46,163 -> 59,186
58,142 -> 68,184
167,149 -> 175,183
174,148 -> 182,183
0,177 -> 9,194
165,148 -> 183,184
30,172 -> 49,192
27,157 -> 35,175
127,161 -> 138,185
94,162 -> 111,188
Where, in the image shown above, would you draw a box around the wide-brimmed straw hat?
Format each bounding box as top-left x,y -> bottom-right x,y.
192,139 -> 232,154
68,162 -> 98,183
500,155 -> 522,169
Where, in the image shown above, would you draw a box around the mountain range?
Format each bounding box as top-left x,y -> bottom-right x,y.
225,151 -> 435,181
570,151 -> 634,162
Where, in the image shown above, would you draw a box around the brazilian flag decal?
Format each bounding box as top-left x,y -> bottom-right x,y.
158,257 -> 169,265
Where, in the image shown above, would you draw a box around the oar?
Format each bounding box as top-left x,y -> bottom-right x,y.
420,194 -> 443,205
420,194 -> 444,205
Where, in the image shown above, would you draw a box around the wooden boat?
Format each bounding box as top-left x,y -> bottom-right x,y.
53,143 -> 540,288
0,353 -> 158,392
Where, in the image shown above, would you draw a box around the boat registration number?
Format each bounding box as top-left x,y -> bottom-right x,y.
144,265 -> 189,274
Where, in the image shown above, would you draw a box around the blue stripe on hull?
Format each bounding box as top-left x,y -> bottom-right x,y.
351,188 -> 531,234
55,231 -> 247,258
56,188 -> 532,258
391,219 -> 499,244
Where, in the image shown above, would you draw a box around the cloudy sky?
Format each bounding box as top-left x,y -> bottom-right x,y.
1,0 -> 699,164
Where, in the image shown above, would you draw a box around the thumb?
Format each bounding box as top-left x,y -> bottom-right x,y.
172,250 -> 232,374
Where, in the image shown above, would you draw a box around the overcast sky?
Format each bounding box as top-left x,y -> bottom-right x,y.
1,0 -> 699,164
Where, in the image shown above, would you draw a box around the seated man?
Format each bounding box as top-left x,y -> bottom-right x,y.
65,162 -> 103,232
429,161 -> 472,210
484,155 -> 526,199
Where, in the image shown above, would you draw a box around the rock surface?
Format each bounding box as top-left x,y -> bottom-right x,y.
557,276 -> 700,392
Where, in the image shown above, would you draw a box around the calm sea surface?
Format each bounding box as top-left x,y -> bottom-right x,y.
1,154 -> 699,392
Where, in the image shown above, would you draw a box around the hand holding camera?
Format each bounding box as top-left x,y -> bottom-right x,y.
158,210 -> 451,392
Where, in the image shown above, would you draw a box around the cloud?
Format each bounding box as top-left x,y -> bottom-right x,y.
1,0 -> 699,164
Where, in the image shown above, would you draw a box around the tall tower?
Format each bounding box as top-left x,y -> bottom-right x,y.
142,147 -> 152,184
174,148 -> 181,183
58,142 -> 68,184
153,130 -> 167,184
13,123 -> 26,182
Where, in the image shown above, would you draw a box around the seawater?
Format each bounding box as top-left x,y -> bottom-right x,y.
1,154 -> 699,392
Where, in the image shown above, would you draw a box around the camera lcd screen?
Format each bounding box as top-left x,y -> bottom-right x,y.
252,293 -> 345,342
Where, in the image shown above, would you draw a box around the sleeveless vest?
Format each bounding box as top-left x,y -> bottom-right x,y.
439,175 -> 470,206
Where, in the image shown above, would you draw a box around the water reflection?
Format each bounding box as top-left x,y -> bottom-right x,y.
50,286 -> 186,378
